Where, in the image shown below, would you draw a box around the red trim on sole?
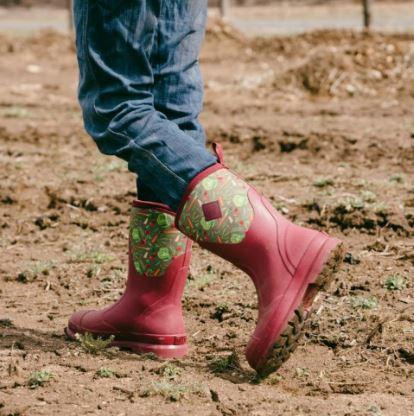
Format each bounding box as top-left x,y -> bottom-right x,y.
65,327 -> 188,359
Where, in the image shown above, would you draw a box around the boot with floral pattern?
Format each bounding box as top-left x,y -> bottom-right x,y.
66,200 -> 192,358
176,144 -> 344,376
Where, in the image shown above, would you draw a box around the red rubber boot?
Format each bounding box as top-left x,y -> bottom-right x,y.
65,200 -> 192,358
176,145 -> 343,375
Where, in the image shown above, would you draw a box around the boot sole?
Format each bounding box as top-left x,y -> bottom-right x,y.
254,241 -> 345,378
64,326 -> 188,359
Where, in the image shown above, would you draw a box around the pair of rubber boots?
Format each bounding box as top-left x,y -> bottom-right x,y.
66,145 -> 343,376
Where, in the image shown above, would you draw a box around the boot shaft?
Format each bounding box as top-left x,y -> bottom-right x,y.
66,201 -> 191,356
175,160 -> 332,307
126,200 -> 192,307
130,200 -> 190,279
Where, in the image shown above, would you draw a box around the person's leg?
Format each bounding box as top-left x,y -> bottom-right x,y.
67,0 -> 209,358
154,1 -> 207,144
137,1 -> 208,203
75,0 -> 216,210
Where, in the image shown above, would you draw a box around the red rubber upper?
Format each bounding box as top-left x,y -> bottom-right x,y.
67,201 -> 192,348
176,156 -> 340,370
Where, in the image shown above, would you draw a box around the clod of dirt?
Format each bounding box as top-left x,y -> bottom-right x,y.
279,136 -> 308,153
304,198 -> 413,235
343,252 -> 361,265
1,196 -> 16,205
34,215 -> 59,230
210,389 -> 220,402
211,303 -> 231,322
398,348 -> 414,364
252,135 -> 267,152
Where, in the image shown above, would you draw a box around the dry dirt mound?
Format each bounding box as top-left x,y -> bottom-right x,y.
206,17 -> 246,43
273,31 -> 414,97
204,25 -> 414,97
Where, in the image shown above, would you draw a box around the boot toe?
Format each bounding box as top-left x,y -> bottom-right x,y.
67,310 -> 92,335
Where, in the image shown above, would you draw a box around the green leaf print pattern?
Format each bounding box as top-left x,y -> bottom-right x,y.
178,169 -> 254,244
130,208 -> 187,277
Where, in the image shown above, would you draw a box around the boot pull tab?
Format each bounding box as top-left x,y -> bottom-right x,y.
212,142 -> 225,165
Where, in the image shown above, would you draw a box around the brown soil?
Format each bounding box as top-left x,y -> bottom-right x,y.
0,19 -> 413,416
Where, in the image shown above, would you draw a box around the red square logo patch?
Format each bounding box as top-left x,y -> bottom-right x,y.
202,201 -> 222,221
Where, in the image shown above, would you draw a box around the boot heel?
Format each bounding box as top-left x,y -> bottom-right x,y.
313,242 -> 345,291
301,242 -> 345,310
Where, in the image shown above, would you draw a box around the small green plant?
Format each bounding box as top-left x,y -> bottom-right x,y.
384,274 -> 406,291
139,381 -> 201,402
348,197 -> 365,209
208,351 -> 241,374
157,363 -> 182,381
27,370 -> 53,389
16,261 -> 55,283
295,367 -> 310,379
350,296 -> 379,310
87,251 -> 114,264
374,203 -> 389,216
76,332 -> 115,355
70,250 -> 115,265
368,405 -> 382,416
93,160 -> 126,181
313,177 -> 334,188
252,371 -> 283,385
96,367 -> 117,378
269,373 -> 283,385
186,266 -> 216,292
0,318 -> 14,328
100,275 -> 116,291
338,196 -> 365,212
2,106 -> 31,119
194,273 -> 216,290
361,191 -> 377,203
389,173 -> 405,184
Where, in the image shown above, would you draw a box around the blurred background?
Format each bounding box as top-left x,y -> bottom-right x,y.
0,0 -> 413,36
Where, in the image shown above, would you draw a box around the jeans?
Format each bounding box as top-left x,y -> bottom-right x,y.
73,0 -> 217,209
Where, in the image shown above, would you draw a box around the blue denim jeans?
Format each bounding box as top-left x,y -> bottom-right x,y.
73,0 -> 217,209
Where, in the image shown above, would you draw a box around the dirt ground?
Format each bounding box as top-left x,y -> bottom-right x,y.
0,17 -> 413,416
